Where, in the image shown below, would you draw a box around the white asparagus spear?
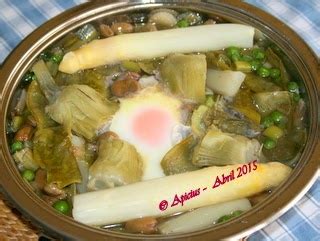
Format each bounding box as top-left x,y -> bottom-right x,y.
158,198 -> 252,234
73,162 -> 291,225
59,24 -> 254,74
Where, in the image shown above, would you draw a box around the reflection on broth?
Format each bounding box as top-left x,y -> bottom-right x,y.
7,8 -> 306,235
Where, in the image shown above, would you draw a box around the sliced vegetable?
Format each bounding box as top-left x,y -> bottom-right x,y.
216,119 -> 261,138
31,60 -> 60,104
26,80 -> 57,129
192,129 -> 260,166
234,61 -> 251,72
263,125 -> 284,140
73,162 -> 291,225
206,69 -> 245,97
253,91 -> 292,115
87,133 -> 143,190
161,136 -> 199,175
59,24 -> 254,74
33,127 -> 81,189
266,48 -> 290,86
158,199 -> 251,234
244,73 -> 281,93
160,53 -> 206,103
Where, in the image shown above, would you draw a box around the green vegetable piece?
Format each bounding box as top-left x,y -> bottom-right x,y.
51,53 -> 63,64
250,60 -> 261,71
160,53 -> 206,103
205,95 -> 215,108
263,138 -> 276,149
270,110 -> 285,125
205,51 -> 231,70
22,169 -> 35,182
52,200 -> 70,214
11,141 -> 24,153
241,55 -> 253,62
10,116 -> 24,133
252,48 -> 265,60
191,105 -> 209,137
161,136 -> 199,175
292,93 -> 300,102
225,47 -> 240,59
217,210 -> 243,223
121,60 -> 141,72
32,60 -> 60,104
257,66 -> 270,78
234,61 -> 252,72
266,48 -> 290,86
244,73 -> 281,93
287,81 -> 299,93
261,116 -> 274,128
21,71 -> 36,87
33,127 -> 81,189
40,51 -> 52,61
26,80 -> 57,129
217,214 -> 232,223
270,68 -> 281,79
177,19 -> 189,28
263,125 -> 284,140
253,91 -> 293,115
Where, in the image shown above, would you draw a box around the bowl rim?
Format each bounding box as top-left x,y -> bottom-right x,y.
0,0 -> 319,240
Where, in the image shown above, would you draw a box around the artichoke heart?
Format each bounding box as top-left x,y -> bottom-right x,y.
47,84 -> 118,140
253,91 -> 292,115
192,129 -> 260,166
87,133 -> 143,190
161,135 -> 199,175
160,53 -> 206,103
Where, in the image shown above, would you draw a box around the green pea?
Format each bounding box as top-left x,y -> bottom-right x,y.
257,66 -> 270,78
250,60 -> 261,71
293,93 -> 300,102
217,214 -> 232,223
261,116 -> 274,128
226,47 -> 241,60
231,210 -> 243,217
252,48 -> 265,60
21,71 -> 36,87
241,55 -> 253,62
40,51 -> 52,61
51,53 -> 63,64
11,141 -> 24,153
287,81 -> 299,93
263,138 -> 276,149
52,200 -> 70,214
269,68 -> 281,79
22,169 -> 35,182
270,110 -> 285,124
177,19 -> 189,28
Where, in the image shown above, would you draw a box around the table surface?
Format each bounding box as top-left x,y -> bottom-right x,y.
0,0 -> 319,240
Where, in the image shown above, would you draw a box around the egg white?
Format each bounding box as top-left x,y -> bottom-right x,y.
109,87 -> 187,180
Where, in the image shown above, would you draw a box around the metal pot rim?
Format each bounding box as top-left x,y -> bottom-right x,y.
0,1 -> 319,240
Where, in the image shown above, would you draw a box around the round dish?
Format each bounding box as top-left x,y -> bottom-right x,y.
0,1 -> 319,240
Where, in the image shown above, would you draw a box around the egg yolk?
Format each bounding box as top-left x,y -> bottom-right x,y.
132,108 -> 173,147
